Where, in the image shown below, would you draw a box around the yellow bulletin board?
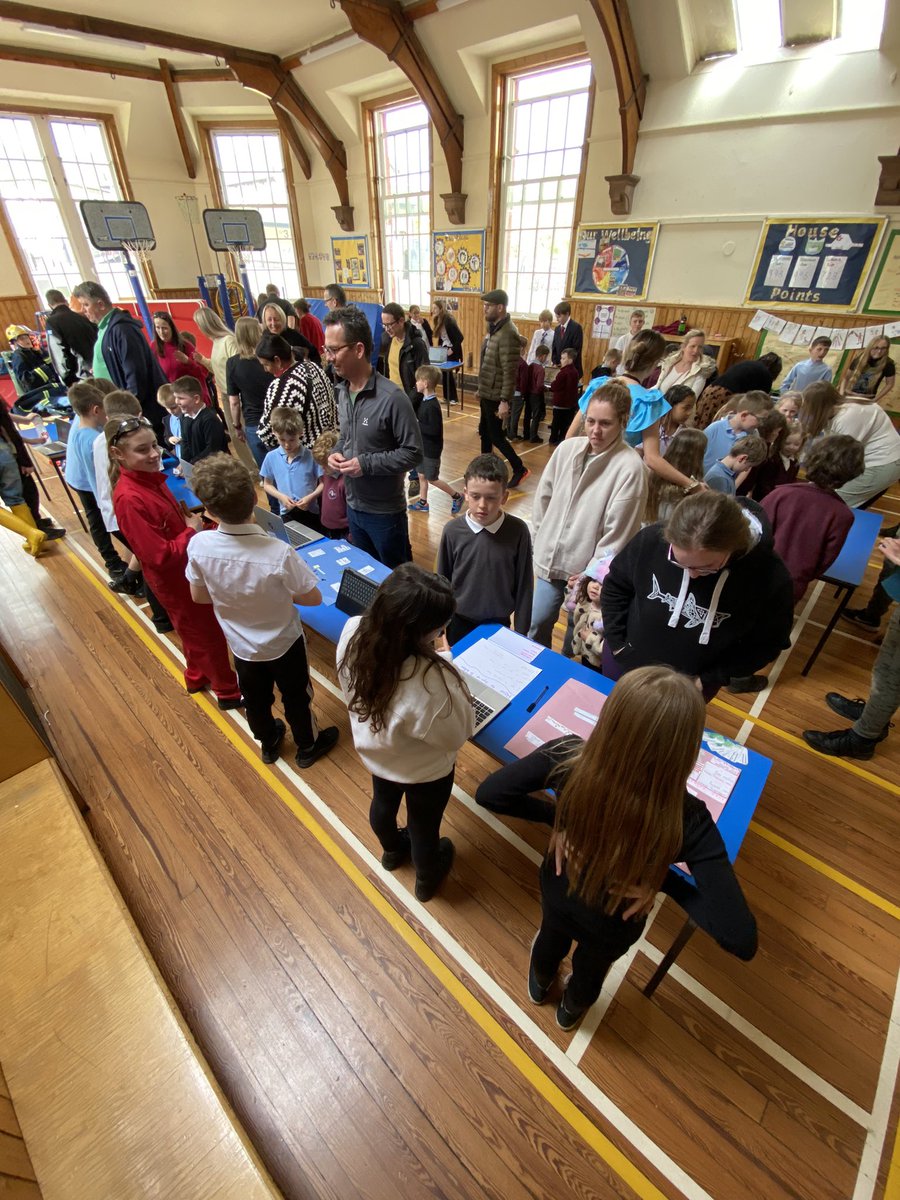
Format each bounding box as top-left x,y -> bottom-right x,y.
331,236 -> 371,288
862,228 -> 900,316
433,229 -> 485,294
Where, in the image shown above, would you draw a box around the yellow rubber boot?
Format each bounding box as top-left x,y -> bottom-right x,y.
0,504 -> 47,557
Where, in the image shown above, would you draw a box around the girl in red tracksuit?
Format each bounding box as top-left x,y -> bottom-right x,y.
106,416 -> 241,707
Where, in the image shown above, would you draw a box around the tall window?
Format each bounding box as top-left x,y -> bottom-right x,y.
372,101 -> 431,307
498,60 -> 592,315
0,112 -> 132,301
208,130 -> 300,299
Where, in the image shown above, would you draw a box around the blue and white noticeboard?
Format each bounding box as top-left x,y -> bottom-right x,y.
570,223 -> 658,302
746,218 -> 885,311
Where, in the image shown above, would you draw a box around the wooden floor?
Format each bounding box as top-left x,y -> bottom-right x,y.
2,406 -> 899,1200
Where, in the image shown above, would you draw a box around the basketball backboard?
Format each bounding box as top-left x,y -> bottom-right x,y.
80,200 -> 156,250
203,208 -> 266,252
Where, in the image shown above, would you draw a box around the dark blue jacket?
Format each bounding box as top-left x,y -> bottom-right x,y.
100,309 -> 167,428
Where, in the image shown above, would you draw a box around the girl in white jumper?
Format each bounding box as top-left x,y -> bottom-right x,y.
337,563 -> 475,901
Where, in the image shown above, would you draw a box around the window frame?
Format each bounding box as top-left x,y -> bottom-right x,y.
362,88 -> 433,305
0,104 -> 155,302
199,120 -> 307,298
487,45 -> 594,318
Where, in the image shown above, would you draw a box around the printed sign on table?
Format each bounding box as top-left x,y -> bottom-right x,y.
331,236 -> 370,288
432,229 -> 485,294
746,218 -> 885,310
571,223 -> 658,302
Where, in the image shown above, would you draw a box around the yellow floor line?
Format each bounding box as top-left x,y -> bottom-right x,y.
63,546 -> 669,1200
885,1116 -> 900,1200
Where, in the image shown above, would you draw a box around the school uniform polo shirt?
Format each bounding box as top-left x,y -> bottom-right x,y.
259,445 -> 324,514
702,417 -> 758,474
64,418 -> 100,492
704,460 -> 737,496
185,522 -> 319,662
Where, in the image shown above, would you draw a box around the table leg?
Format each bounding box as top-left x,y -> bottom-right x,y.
50,457 -> 89,532
24,443 -> 53,502
801,583 -> 854,676
643,916 -> 697,999
459,363 -> 464,412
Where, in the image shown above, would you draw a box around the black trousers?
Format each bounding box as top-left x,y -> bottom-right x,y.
549,407 -> 573,444
73,486 -> 127,575
113,530 -> 170,628
526,391 -> 546,440
234,634 -> 318,750
370,768 -> 455,882
478,399 -> 523,472
475,735 -> 581,826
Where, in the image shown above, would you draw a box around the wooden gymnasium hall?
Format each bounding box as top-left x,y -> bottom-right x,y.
0,2 -> 899,1198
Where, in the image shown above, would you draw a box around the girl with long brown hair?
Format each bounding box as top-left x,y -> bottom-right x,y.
337,563 -> 475,902
643,428 -> 707,524
839,334 -> 895,407
477,666 -> 757,1030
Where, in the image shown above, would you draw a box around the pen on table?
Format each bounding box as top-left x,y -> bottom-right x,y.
526,685 -> 549,713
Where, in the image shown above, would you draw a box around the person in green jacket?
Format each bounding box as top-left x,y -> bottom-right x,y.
476,289 -> 527,488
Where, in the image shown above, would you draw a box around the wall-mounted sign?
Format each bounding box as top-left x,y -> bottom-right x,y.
745,218 -> 885,310
862,228 -> 900,316
432,229 -> 485,294
331,235 -> 370,288
570,223 -> 658,302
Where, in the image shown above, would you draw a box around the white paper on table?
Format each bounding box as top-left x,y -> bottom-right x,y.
453,638 -> 541,700
778,322 -> 800,345
334,544 -> 350,552
865,324 -> 884,343
330,582 -> 340,592
702,731 -> 749,765
308,548 -> 325,558
816,256 -> 846,289
764,256 -> 791,287
358,564 -> 374,575
747,310 -> 768,331
765,314 -> 786,335
883,320 -> 900,339
336,556 -> 351,565
789,256 -> 818,289
845,328 -> 865,350
488,627 -> 542,663
830,328 -> 847,350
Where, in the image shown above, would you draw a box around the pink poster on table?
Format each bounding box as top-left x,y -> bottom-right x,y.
503,677 -> 607,758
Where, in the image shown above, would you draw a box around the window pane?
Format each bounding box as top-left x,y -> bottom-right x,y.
211,131 -> 300,298
498,60 -> 592,314
374,101 -> 431,308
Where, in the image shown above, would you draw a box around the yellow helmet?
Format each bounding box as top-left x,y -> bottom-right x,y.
6,324 -> 30,341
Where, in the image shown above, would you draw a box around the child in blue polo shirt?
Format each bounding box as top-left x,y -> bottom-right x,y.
702,394 -> 769,474
65,379 -> 129,581
704,436 -> 767,496
259,405 -> 324,530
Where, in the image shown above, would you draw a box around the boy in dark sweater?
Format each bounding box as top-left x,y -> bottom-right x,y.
526,344 -> 549,443
437,453 -> 534,645
549,348 -> 580,444
174,375 -> 228,463
407,365 -> 463,515
761,434 -> 864,604
509,335 -> 530,439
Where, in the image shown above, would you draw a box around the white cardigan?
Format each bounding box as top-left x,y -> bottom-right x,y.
830,402 -> 900,468
531,436 -> 647,581
337,616 -> 475,783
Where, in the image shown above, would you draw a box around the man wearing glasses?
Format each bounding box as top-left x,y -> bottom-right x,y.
324,306 -> 422,567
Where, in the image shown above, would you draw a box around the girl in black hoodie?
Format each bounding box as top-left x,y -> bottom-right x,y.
599,492 -> 793,700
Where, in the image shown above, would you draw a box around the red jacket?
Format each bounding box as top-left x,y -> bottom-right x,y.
515,356 -> 528,396
152,340 -> 210,403
550,363 -> 580,409
113,467 -> 194,595
526,361 -> 545,396
299,312 -> 326,355
761,482 -> 853,602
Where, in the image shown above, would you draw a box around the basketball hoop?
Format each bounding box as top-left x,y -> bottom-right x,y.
121,238 -> 155,267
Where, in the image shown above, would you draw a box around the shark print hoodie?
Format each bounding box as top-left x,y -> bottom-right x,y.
599,504 -> 794,690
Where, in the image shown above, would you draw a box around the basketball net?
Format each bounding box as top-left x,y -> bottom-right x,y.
121,238 -> 154,267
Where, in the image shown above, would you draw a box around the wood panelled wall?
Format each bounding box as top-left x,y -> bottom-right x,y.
1,294 -> 39,329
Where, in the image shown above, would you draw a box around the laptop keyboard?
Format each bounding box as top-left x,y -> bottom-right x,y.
284,523 -> 310,548
338,570 -> 378,609
471,696 -> 495,729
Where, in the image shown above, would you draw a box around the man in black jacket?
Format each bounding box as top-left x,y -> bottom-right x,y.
174,376 -> 228,463
551,300 -> 584,378
44,288 -> 96,385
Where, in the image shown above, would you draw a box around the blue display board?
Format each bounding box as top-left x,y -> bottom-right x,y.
746,217 -> 886,310
570,222 -> 658,302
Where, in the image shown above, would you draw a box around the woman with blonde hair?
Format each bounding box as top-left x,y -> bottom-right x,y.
656,329 -> 716,398
800,380 -> 900,506
225,315 -> 268,468
476,666 -> 757,1029
260,302 -> 320,366
839,333 -> 895,408
193,306 -> 257,469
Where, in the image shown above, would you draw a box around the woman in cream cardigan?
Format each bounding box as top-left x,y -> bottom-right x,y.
529,380 -> 647,649
656,329 -> 717,398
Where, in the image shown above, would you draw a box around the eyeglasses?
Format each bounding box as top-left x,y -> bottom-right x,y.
324,343 -> 353,358
667,545 -> 727,576
109,416 -> 152,445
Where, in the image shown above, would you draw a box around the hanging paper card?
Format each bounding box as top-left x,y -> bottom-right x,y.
796,325 -> 816,345
830,328 -> 847,350
778,322 -> 800,345
747,310 -> 768,331
883,319 -> 900,338
765,314 -> 787,334
813,326 -> 833,342
845,329 -> 865,350
864,324 -> 885,343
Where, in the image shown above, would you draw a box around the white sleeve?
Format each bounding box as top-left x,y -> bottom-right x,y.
283,549 -> 321,595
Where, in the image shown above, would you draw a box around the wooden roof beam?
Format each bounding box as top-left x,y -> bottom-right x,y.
159,58 -> 195,180
587,0 -> 647,215
0,43 -> 161,80
270,102 -> 312,182
337,0 -> 467,224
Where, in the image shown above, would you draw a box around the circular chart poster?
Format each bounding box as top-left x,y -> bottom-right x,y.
433,230 -> 485,293
571,222 -> 658,302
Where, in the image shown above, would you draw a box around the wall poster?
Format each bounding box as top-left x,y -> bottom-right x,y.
745,217 -> 885,310
862,228 -> 900,316
570,223 -> 658,302
432,230 -> 485,293
331,236 -> 370,288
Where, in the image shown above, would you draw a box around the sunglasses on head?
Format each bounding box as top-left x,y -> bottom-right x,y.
109,416 -> 152,445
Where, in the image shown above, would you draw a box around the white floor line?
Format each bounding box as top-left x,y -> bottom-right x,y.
450,784 -> 544,865
852,962 -> 900,1198
639,943 -> 870,1129
68,540 -> 712,1200
567,898 -> 664,1066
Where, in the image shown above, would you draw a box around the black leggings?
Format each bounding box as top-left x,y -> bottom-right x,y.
113,530 -> 170,628
370,769 -> 454,882
475,735 -> 580,825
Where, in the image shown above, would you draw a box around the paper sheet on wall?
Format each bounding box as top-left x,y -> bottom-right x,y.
487,627 -> 542,663
778,322 -> 800,345
865,324 -> 885,343
453,639 -> 540,700
845,328 -> 865,350
813,326 -> 833,343
764,256 -> 791,288
592,304 -> 615,339
796,324 -> 817,346
765,313 -> 787,335
789,256 -> 818,289
883,320 -> 900,338
747,310 -> 768,331
503,678 -> 607,757
830,328 -> 847,350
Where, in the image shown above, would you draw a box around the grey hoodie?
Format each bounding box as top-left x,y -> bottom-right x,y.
333,370 -> 423,513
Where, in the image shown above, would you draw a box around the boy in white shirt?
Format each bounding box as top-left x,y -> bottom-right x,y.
186,453 -> 338,768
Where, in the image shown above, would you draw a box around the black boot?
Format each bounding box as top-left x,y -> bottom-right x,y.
802,727 -> 880,760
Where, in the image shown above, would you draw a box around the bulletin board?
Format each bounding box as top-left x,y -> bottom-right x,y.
331,235 -> 371,288
745,217 -> 885,310
570,222 -> 658,302
862,228 -> 900,316
432,230 -> 485,293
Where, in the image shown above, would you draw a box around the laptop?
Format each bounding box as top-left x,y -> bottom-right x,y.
335,567 -> 379,617
253,505 -> 322,549
36,419 -> 71,456
456,671 -> 511,733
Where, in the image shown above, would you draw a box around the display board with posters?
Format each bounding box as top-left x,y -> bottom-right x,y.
433,230 -> 485,293
862,228 -> 900,316
331,235 -> 371,288
570,223 -> 658,301
745,217 -> 885,310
